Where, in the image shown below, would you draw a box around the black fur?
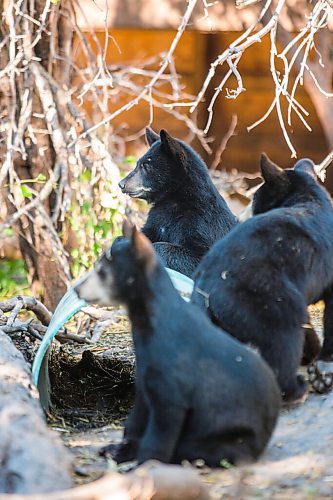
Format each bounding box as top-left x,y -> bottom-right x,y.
118,128 -> 237,277
192,154 -> 333,402
76,226 -> 280,466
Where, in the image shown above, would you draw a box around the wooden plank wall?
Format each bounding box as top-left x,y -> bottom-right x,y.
73,29 -> 329,173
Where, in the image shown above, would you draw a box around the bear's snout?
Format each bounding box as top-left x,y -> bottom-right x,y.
118,171 -> 138,194
118,178 -> 126,191
118,170 -> 149,199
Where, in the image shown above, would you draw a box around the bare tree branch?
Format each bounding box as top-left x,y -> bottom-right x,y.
69,0 -> 199,147
210,114 -> 238,170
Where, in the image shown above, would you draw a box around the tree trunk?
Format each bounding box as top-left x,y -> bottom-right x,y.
0,330 -> 73,494
0,1 -> 74,310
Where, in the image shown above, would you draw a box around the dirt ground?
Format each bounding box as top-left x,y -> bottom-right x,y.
49,303 -> 333,499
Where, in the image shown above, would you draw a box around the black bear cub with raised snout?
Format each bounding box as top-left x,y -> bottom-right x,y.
118,128 -> 237,277
76,222 -> 280,467
192,154 -> 333,402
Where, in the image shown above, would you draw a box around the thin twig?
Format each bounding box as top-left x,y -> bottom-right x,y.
0,295 -> 52,324
315,150 -> 333,181
210,114 -> 238,171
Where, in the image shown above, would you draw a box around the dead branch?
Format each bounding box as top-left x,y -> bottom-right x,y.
0,296 -> 52,324
69,0 -> 200,147
30,62 -> 71,222
270,7 -> 333,151
0,173 -> 57,234
0,296 -> 90,344
315,150 -> 333,181
247,0 -> 332,157
0,461 -> 209,499
0,321 -> 43,341
164,0 -> 332,157
210,114 -> 238,170
171,0 -> 280,113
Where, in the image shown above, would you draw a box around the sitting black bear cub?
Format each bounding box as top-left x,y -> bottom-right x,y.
192,154 -> 333,401
118,128 -> 237,277
76,222 -> 280,467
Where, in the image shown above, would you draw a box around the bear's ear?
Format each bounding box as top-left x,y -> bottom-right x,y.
160,129 -> 186,166
260,153 -> 288,187
131,227 -> 156,274
122,218 -> 135,239
294,158 -> 317,179
145,127 -> 159,146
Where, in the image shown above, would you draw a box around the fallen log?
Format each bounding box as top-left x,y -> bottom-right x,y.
0,461 -> 210,500
0,329 -> 73,494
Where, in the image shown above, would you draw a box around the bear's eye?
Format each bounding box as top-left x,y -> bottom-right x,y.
98,268 -> 107,280
141,158 -> 152,170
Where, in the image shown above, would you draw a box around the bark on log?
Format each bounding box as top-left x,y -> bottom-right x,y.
0,330 -> 73,494
0,461 -> 210,500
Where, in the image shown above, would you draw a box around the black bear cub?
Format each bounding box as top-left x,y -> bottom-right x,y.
76,222 -> 280,467
192,154 -> 333,402
118,128 -> 237,277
